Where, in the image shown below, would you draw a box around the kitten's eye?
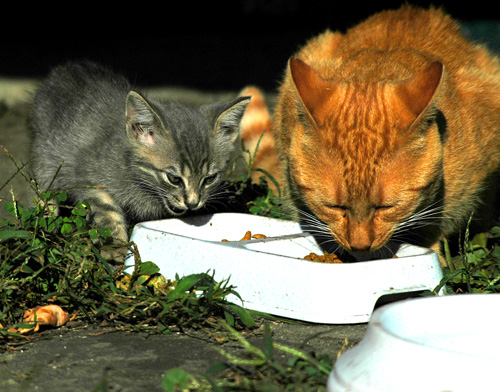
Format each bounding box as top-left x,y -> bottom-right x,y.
166,173 -> 183,186
203,174 -> 218,186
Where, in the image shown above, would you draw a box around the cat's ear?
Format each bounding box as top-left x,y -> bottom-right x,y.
213,96 -> 251,143
289,57 -> 335,126
394,62 -> 443,128
126,91 -> 163,146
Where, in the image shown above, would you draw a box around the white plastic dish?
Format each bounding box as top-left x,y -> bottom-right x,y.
327,294 -> 500,391
125,213 -> 444,324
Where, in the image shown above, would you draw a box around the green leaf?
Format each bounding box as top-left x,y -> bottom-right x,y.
0,229 -> 31,241
61,223 -> 73,235
162,368 -> 194,392
42,190 -> 52,201
471,233 -> 487,249
72,206 -> 88,217
138,261 -> 160,276
74,216 -> 86,228
224,310 -> 235,326
263,323 -> 273,359
19,264 -> 34,274
97,227 -> 111,239
205,362 -> 229,375
55,192 -> 67,202
225,303 -> 256,328
489,226 -> 500,238
166,273 -> 206,304
4,202 -> 15,215
249,206 -> 263,215
135,275 -> 149,286
88,228 -> 99,240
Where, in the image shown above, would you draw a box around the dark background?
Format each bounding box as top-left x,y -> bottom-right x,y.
1,1 -> 498,92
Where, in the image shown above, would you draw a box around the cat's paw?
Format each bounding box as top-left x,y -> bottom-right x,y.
100,244 -> 128,265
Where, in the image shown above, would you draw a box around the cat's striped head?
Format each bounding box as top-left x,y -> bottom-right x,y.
285,57 -> 445,259
125,91 -> 250,217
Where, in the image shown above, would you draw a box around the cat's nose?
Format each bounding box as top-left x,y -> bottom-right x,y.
185,195 -> 201,210
348,236 -> 373,253
186,201 -> 200,209
184,190 -> 201,210
350,244 -> 371,253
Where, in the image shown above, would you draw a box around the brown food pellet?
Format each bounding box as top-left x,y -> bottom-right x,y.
221,231 -> 343,263
240,231 -> 252,241
304,251 -> 343,263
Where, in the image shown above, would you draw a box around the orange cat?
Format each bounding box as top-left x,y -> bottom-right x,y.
269,5 -> 500,265
239,86 -> 283,194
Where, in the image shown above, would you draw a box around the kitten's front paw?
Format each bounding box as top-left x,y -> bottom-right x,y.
100,245 -> 128,265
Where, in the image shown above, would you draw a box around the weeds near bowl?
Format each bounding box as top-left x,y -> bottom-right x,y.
162,321 -> 335,392
437,216 -> 500,294
0,149 -> 255,349
236,131 -> 291,220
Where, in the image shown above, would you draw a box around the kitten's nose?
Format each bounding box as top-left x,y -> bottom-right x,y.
185,194 -> 200,210
186,201 -> 200,209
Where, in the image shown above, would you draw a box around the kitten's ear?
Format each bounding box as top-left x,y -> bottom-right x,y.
289,57 -> 336,126
213,96 -> 251,143
126,91 -> 163,146
394,62 -> 443,128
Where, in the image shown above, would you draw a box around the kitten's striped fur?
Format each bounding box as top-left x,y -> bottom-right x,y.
30,61 -> 250,262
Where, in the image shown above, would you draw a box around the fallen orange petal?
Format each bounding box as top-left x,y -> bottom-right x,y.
20,305 -> 70,333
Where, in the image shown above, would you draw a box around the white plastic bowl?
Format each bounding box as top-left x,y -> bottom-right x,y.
126,213 -> 444,324
327,294 -> 500,391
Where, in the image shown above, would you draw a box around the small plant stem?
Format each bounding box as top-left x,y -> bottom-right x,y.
274,342 -> 332,375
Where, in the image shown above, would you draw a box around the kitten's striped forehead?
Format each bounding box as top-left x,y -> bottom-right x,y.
178,153 -> 212,178
158,104 -> 214,174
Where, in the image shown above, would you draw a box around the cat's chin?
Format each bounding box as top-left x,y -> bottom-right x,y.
316,240 -> 401,263
345,243 -> 401,262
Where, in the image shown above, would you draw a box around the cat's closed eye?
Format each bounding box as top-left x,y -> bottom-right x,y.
374,205 -> 393,211
324,204 -> 349,216
323,204 -> 394,216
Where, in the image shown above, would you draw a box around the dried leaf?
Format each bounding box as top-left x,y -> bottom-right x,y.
19,304 -> 70,333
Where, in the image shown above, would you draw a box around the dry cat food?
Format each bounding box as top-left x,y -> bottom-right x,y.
221,231 -> 343,263
304,251 -> 343,263
221,230 -> 267,242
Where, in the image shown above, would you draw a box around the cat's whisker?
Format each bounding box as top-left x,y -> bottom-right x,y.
395,201 -> 447,234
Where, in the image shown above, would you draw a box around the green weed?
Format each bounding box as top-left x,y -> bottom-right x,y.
162,322 -> 335,392
0,152 -> 255,347
437,218 -> 500,294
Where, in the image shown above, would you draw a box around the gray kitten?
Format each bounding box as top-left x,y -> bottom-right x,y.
30,61 -> 250,261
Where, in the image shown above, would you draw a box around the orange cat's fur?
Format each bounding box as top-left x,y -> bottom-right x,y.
248,6 -> 500,265
239,86 -> 283,193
